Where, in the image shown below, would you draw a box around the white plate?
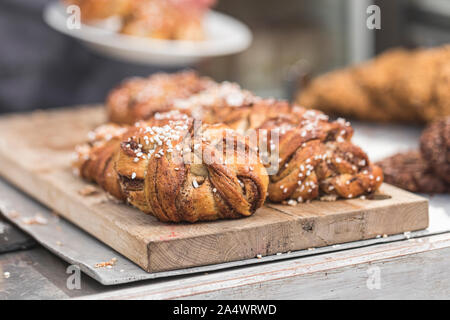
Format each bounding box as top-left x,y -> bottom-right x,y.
43,2 -> 253,66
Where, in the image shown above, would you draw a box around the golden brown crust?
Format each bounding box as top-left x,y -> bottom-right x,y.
106,71 -> 215,125
296,46 -> 450,123
74,124 -> 127,200
171,81 -> 258,131
76,72 -> 384,221
75,111 -> 269,223
298,69 -> 389,122
430,48 -> 450,122
65,0 -> 209,40
256,107 -> 382,203
103,72 -> 384,205
354,48 -> 419,122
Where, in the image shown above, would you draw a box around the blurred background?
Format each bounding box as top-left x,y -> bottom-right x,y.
1,0 -> 450,113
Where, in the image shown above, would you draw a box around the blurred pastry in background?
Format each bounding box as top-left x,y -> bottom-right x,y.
377,117 -> 450,194
121,0 -> 212,41
377,151 -> 448,194
420,117 -> 450,184
65,0 -> 216,40
296,45 -> 450,123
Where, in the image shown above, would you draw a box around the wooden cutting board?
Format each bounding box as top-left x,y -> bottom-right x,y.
0,106 -> 429,272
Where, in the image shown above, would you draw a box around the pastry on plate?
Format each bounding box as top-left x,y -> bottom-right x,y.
121,0 -> 208,41
64,0 -> 214,41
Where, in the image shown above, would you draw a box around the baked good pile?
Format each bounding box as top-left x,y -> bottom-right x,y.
74,71 -> 383,222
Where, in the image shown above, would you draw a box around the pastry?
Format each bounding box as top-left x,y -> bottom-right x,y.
296,46 -> 450,123
121,0 -> 206,41
75,111 -> 269,222
64,0 -> 213,41
377,151 -> 448,194
296,68 -> 390,122
107,70 -> 215,125
76,72 -> 384,222
257,107 -> 383,203
420,117 -> 450,184
103,72 -> 384,204
169,81 -> 259,131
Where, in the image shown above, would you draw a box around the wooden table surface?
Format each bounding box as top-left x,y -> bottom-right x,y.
1,216 -> 449,299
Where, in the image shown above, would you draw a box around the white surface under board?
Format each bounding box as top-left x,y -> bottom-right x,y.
352,121 -> 423,162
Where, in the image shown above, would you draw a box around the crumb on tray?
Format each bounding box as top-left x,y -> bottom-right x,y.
21,214 -> 48,225
94,257 -> 118,268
